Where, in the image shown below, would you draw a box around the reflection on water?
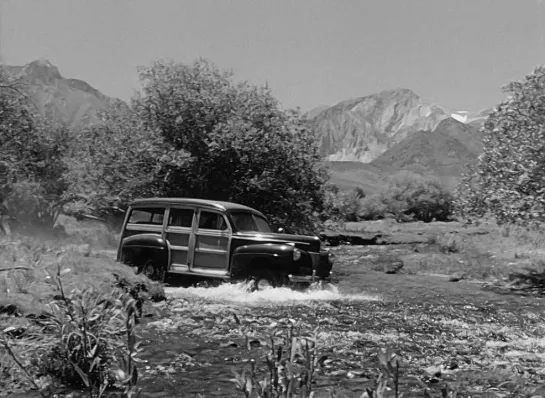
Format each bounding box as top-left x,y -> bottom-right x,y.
164,280 -> 382,305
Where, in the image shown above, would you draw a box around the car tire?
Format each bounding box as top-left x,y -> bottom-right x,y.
138,259 -> 166,283
250,269 -> 282,291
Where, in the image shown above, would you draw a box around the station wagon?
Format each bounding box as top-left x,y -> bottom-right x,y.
116,198 -> 335,290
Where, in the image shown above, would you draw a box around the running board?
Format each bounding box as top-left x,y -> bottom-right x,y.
168,266 -> 230,279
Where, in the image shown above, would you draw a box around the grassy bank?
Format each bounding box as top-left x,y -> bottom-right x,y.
327,219 -> 545,283
0,236 -> 163,315
0,235 -> 165,397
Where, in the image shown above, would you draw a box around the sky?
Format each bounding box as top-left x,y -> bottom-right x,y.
1,0 -> 545,113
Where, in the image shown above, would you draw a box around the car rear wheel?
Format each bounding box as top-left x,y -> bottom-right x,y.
138,259 -> 166,283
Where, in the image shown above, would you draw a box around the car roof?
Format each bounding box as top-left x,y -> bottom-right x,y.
129,197 -> 266,217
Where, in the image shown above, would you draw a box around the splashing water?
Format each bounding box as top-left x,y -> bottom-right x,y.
164,280 -> 382,306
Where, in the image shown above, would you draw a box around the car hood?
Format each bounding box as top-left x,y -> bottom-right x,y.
233,231 -> 321,252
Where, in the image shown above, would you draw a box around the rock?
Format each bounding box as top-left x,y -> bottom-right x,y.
449,272 -> 465,282
424,365 -> 442,378
413,243 -> 428,253
384,259 -> 404,274
0,303 -> 18,316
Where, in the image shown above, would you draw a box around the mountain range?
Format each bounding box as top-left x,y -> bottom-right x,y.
2,59 -> 494,193
3,59 -> 124,127
305,89 -> 493,192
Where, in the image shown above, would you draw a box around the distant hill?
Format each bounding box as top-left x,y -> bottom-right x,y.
3,59 -> 126,127
307,88 -> 452,163
328,118 -> 487,193
303,105 -> 330,120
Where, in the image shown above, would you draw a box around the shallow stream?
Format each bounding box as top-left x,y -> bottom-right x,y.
138,282 -> 384,397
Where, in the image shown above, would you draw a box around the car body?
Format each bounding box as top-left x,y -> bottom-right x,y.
116,198 -> 335,288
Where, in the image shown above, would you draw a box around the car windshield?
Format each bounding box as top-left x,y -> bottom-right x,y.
231,212 -> 272,233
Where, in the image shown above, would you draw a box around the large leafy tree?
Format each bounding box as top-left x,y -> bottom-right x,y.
133,59 -> 329,232
455,66 -> 545,223
62,104 -> 167,228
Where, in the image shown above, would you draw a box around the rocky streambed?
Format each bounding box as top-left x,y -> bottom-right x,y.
132,245 -> 545,397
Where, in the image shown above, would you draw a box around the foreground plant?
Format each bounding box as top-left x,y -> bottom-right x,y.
1,263 -> 144,397
230,314 -> 409,398
231,315 -> 320,398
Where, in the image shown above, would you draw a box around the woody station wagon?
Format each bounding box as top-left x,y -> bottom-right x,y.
116,198 -> 335,290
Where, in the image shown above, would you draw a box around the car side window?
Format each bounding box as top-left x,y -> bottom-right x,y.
198,211 -> 228,231
168,208 -> 194,228
128,208 -> 165,225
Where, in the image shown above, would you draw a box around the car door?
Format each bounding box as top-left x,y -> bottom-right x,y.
165,206 -> 196,272
192,209 -> 231,274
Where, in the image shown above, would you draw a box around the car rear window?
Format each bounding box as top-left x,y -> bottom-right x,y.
128,207 -> 165,225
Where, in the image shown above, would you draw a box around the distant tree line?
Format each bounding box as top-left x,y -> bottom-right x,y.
323,171 -> 454,224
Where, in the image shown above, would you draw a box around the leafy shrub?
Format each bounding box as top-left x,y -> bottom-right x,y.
62,104 -> 164,229
0,68 -> 70,231
360,171 -> 454,222
358,194 -> 390,221
436,233 -> 462,254
455,66 -> 545,225
322,185 -> 365,222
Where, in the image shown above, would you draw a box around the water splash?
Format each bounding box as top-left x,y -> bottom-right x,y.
164,281 -> 381,306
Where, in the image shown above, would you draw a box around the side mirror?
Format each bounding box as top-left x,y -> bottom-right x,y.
277,227 -> 285,234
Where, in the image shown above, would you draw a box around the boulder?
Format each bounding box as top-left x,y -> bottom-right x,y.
449,272 -> 466,282
383,259 -> 404,274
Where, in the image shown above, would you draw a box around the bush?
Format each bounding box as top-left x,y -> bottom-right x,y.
322,185 -> 365,222
321,172 -> 454,223
0,67 -> 70,232
436,233 -> 463,253
360,172 -> 454,222
455,66 -> 545,224
62,104 -> 164,229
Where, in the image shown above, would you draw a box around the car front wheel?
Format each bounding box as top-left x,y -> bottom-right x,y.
250,269 -> 283,291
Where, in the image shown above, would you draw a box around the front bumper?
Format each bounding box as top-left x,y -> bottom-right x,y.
288,270 -> 332,283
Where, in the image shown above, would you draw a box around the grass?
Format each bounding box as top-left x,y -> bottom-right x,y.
0,231 -> 166,398
326,218 -> 545,283
0,236 -> 162,316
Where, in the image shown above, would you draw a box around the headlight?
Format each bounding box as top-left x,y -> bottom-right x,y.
328,251 -> 336,264
293,248 -> 302,261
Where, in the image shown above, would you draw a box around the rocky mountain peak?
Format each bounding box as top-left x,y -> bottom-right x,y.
5,59 -> 125,127
308,88 -> 451,163
20,59 -> 62,84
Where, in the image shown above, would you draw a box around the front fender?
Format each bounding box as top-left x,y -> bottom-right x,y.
230,243 -> 297,277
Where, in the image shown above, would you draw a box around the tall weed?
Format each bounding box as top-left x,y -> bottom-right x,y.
1,263 -> 144,397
